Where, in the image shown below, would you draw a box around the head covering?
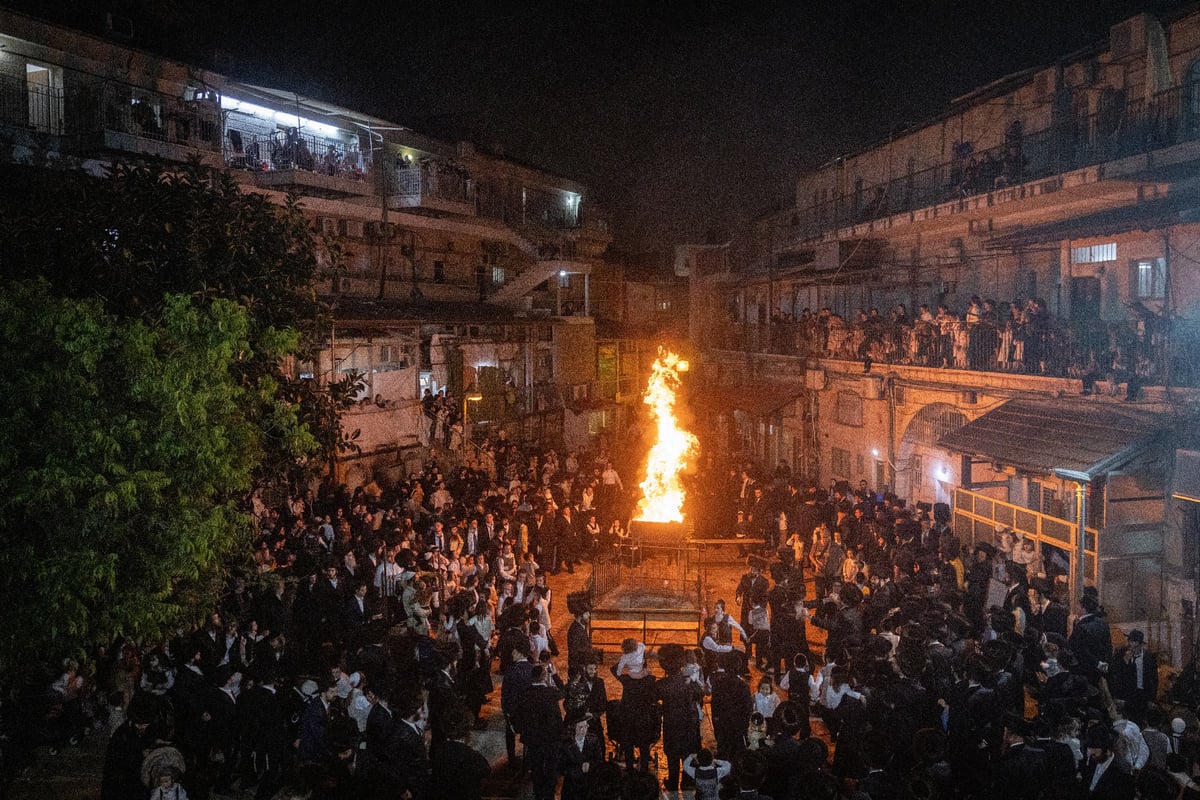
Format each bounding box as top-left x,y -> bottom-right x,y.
1126,629 -> 1145,643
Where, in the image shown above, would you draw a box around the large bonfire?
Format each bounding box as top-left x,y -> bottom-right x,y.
635,349 -> 699,523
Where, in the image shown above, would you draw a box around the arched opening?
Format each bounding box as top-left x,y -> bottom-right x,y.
896,402 -> 968,507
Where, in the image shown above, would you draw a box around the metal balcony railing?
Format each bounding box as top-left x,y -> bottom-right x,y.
88,84 -> 222,151
709,313 -> 1200,388
223,127 -> 369,182
392,160 -> 474,204
787,80 -> 1200,243
0,74 -> 65,134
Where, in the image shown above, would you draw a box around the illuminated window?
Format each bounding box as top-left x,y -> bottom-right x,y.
1071,243 -> 1116,263
1132,258 -> 1165,299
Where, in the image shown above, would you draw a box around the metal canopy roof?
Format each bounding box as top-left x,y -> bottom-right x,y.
985,195 -> 1200,249
937,399 -> 1165,480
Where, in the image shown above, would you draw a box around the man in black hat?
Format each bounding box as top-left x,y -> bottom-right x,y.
1109,629 -> 1158,714
515,663 -> 564,800
736,557 -> 770,642
1080,722 -> 1135,799
558,709 -> 603,800
566,592 -> 593,674
1027,578 -> 1068,638
989,714 -> 1048,800
1070,593 -> 1113,685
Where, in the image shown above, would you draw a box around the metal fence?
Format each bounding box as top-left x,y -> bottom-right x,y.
788,81 -> 1200,243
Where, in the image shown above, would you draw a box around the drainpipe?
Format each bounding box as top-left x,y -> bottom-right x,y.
886,373 -> 898,492
1054,467 -> 1091,611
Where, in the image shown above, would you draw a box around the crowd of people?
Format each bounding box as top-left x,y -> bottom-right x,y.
7,438 -> 1199,800
719,298 -> 1178,396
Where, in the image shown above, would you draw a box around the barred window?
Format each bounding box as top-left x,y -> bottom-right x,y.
831,447 -> 851,478
1071,242 -> 1116,264
1132,258 -> 1165,299
835,390 -> 864,427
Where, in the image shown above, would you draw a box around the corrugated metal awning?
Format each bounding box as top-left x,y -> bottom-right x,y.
985,196 -> 1200,249
937,399 -> 1164,480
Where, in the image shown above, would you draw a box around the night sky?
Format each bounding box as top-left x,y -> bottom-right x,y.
9,0 -> 1190,250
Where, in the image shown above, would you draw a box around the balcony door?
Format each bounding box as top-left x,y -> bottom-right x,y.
25,62 -> 62,134
1070,276 -> 1101,321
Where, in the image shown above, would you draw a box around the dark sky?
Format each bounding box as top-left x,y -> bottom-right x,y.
10,0 -> 1190,250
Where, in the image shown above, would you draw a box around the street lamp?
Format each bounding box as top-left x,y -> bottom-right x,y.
1053,467 -> 1092,612
462,390 -> 483,454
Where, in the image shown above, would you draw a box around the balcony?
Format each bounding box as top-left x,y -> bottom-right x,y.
85,84 -> 223,164
787,81 -> 1200,244
388,160 -> 476,216
708,310 -> 1200,389
223,126 -> 375,199
0,74 -> 225,165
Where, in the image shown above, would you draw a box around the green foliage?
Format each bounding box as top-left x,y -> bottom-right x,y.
0,161 -> 359,669
0,284 -> 253,666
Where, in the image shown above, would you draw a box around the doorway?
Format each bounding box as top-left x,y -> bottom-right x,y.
1070,276 -> 1102,321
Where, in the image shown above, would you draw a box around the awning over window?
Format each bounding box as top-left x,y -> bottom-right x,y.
985,196 -> 1200,249
688,380 -> 805,418
937,399 -> 1165,480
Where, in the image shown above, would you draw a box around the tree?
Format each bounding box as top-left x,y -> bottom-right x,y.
0,161 -> 356,669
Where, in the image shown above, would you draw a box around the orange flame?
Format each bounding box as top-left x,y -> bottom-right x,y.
636,349 -> 698,523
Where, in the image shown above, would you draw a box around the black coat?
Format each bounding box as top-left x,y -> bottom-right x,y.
1069,613 -> 1113,681
655,672 -> 701,758
1080,756 -> 1135,800
100,721 -> 153,800
515,683 -> 564,747
614,671 -> 660,748
379,720 -> 431,800
432,738 -> 490,800
559,733 -> 604,800
567,619 -> 592,672
709,670 -> 752,756
239,684 -> 288,759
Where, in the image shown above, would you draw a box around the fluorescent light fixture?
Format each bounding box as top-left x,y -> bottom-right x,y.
221,96 -> 340,138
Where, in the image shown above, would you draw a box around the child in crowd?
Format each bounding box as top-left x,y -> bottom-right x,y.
753,676 -> 781,734
615,637 -> 646,676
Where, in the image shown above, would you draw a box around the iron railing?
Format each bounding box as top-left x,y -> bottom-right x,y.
392,160 -> 474,204
709,314 -> 1200,388
785,81 -> 1200,244
223,126 -> 369,181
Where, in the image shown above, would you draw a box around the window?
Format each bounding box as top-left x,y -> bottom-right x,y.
433,260 -> 445,283
912,454 -> 924,493
1132,258 -> 1166,299
834,391 -> 864,427
492,267 -> 506,285
1071,242 -> 1116,264
831,448 -> 851,478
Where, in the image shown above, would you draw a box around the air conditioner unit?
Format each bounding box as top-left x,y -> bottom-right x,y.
1109,14 -> 1147,62
960,390 -> 978,405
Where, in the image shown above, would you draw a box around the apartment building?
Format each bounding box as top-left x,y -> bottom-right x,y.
0,8 -> 671,484
689,7 -> 1200,661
